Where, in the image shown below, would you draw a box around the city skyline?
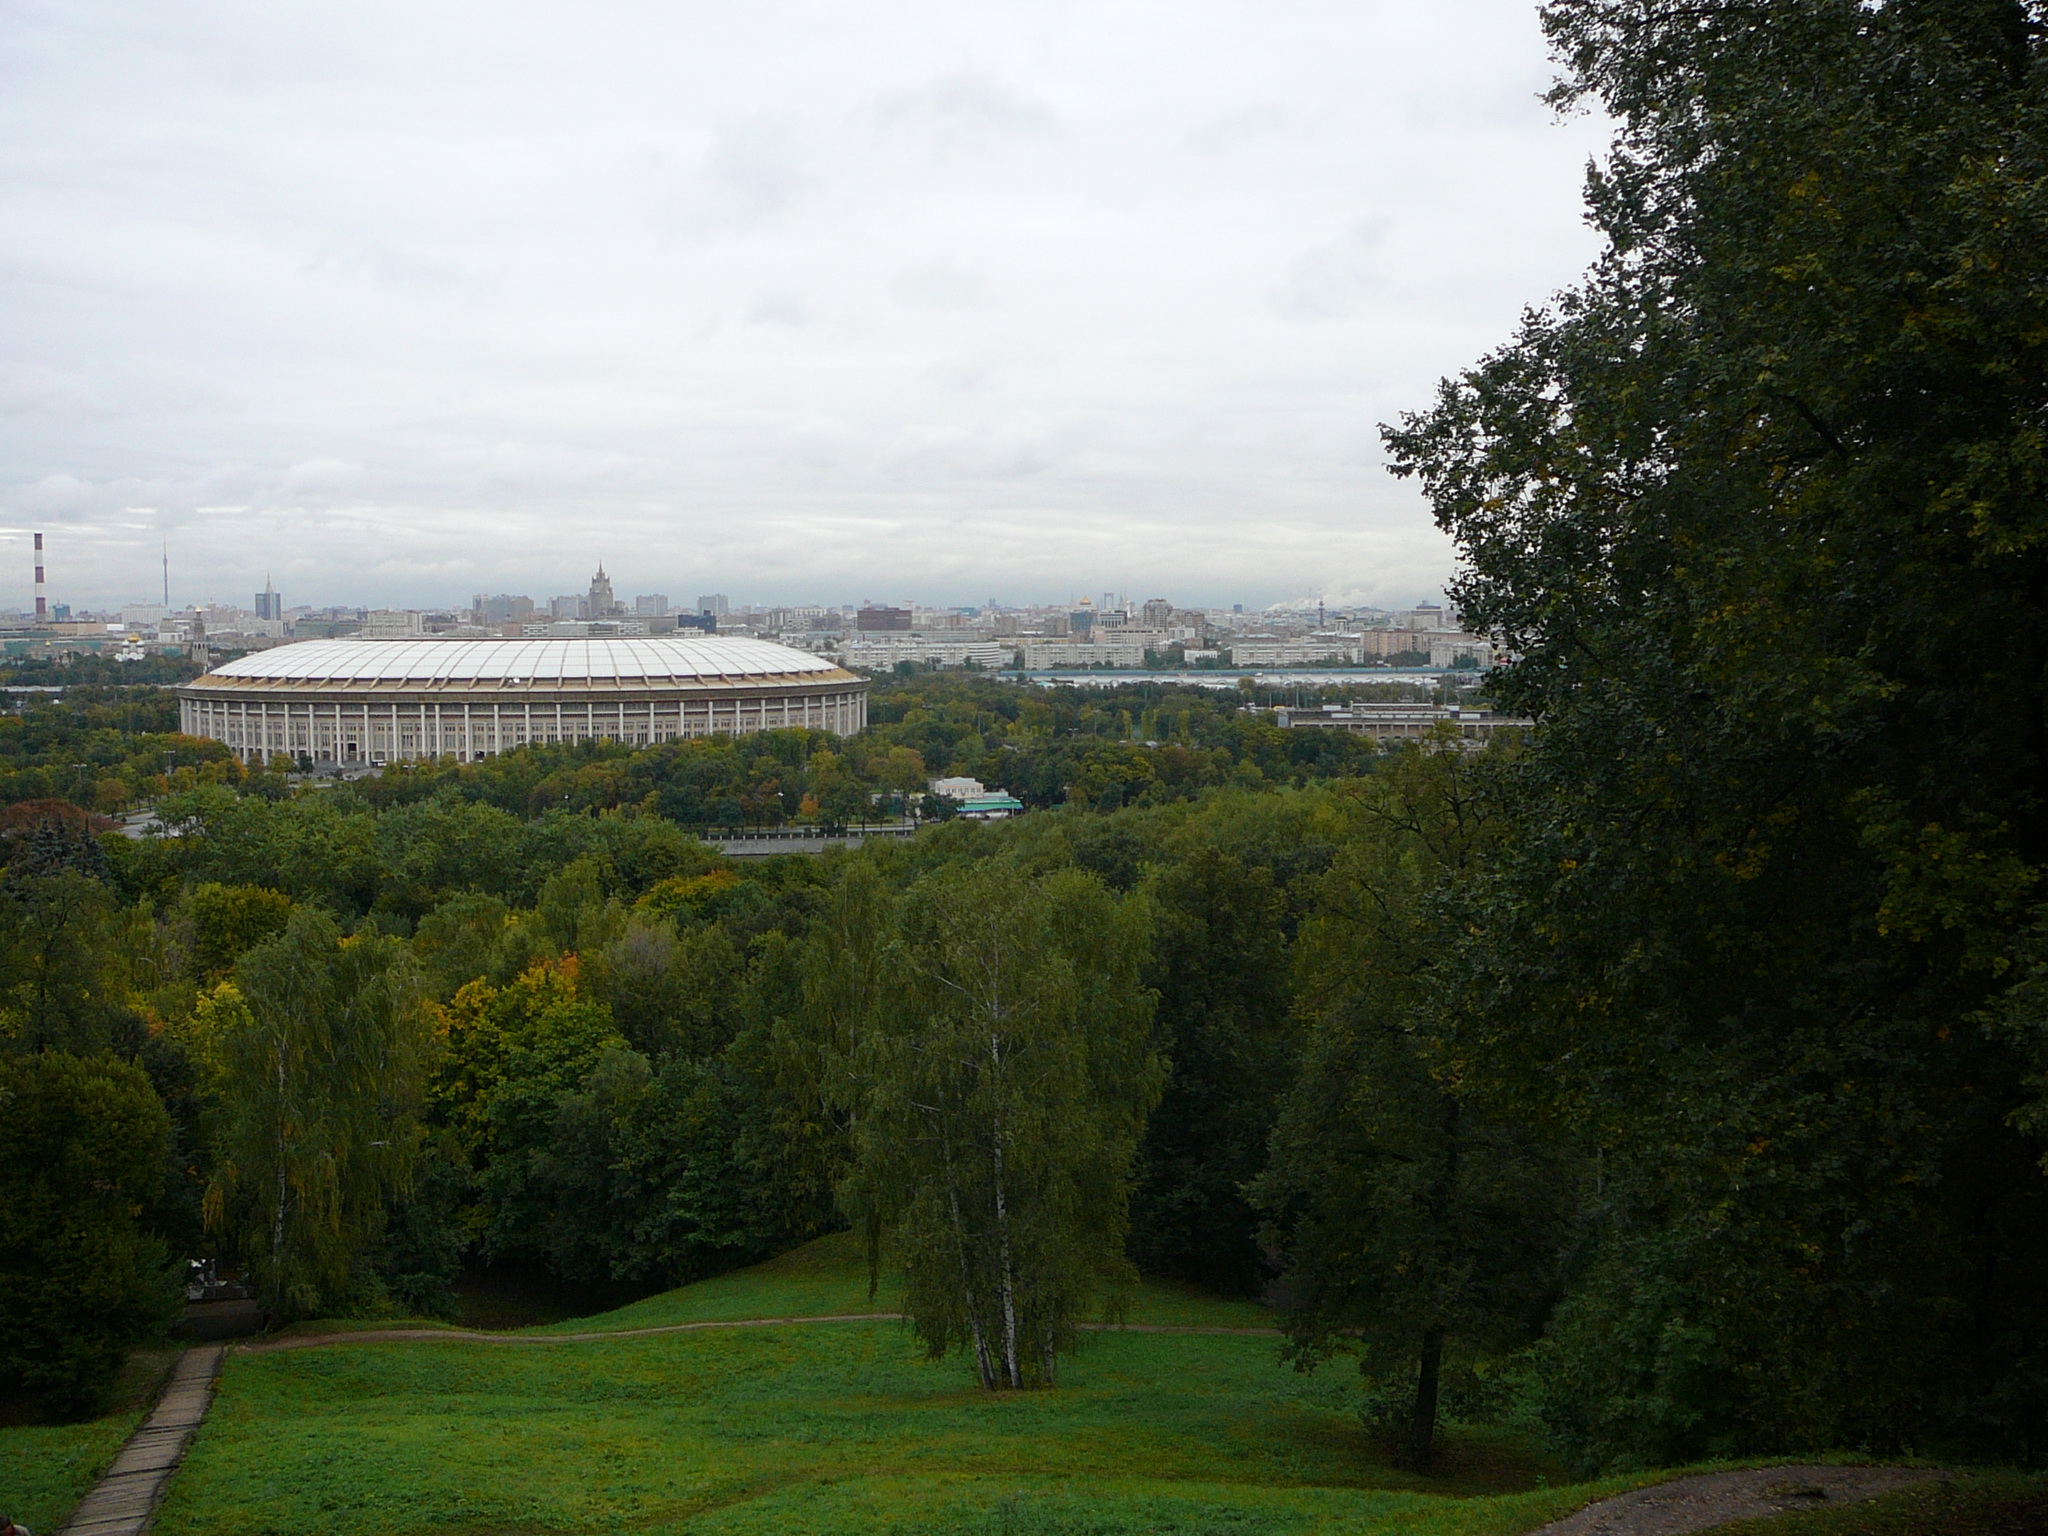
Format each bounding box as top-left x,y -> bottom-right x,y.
0,532 -> 1456,619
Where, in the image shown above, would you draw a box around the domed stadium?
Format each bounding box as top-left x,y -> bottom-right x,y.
177,636 -> 867,766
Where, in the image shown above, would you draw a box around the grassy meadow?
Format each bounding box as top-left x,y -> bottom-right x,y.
522,1231 -> 1277,1335
154,1236 -> 1617,1536
12,1240 -> 2013,1536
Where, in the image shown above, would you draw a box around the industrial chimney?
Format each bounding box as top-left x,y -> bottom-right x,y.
33,532 -> 44,622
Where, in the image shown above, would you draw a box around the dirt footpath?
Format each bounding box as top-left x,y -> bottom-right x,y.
1532,1465 -> 1943,1536
241,1313 -> 1281,1352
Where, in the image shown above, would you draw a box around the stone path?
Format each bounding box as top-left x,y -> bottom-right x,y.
58,1345 -> 223,1536
1530,1464 -> 1944,1536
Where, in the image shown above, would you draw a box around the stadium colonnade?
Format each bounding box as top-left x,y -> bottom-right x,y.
176,636 -> 869,766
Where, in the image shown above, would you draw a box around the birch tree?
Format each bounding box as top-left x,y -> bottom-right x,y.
843,862 -> 1160,1389
200,907 -> 430,1318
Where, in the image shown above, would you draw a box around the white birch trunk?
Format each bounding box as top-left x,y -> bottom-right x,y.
991,1033 -> 1020,1389
940,1118 -> 994,1389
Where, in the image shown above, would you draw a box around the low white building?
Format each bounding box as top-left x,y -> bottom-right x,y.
1274,702 -> 1529,746
928,776 -> 1024,818
1019,636 -> 1153,668
1228,637 -> 1365,666
841,637 -> 1010,670
362,609 -> 424,638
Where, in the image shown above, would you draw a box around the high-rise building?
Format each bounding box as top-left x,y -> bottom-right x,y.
856,605 -> 912,632
587,565 -> 622,618
255,576 -> 282,621
695,594 -> 730,617
635,594 -> 670,616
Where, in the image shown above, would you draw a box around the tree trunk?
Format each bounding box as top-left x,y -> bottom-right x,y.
989,1035 -> 1021,1389
1407,1327 -> 1445,1467
992,1108 -> 1021,1388
1398,1091 -> 1462,1466
941,1125 -> 994,1389
271,1038 -> 290,1303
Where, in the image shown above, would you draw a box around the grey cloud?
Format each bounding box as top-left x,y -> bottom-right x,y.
745,290 -> 813,326
703,123 -> 811,222
1182,104 -> 1293,156
0,0 -> 1609,612
1271,218 -> 1394,321
873,70 -> 1059,153
890,259 -> 993,311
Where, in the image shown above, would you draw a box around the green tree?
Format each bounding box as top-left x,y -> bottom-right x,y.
200,908 -> 432,1318
412,892 -> 531,998
0,868 -> 144,1056
427,957 -> 624,1259
0,1050 -> 179,1415
841,863 -> 1162,1389
584,917 -> 742,1058
1128,846 -> 1294,1296
528,1047 -> 790,1288
1257,748 -> 1563,1466
1384,0 -> 2048,1462
182,881 -> 294,983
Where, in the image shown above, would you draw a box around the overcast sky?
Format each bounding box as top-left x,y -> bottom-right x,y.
0,0 -> 1606,614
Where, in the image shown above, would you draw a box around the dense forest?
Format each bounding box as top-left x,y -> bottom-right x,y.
0,668 -> 1417,821
7,0 -> 2048,1482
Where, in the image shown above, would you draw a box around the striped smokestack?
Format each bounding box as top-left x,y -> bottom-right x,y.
33,532 -> 44,622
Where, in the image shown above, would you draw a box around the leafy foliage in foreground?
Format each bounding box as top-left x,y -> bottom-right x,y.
1386,0 -> 2048,1468
0,1052 -> 179,1416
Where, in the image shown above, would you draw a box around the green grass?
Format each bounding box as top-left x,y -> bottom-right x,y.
161,1322 -> 1616,1536
154,1239 -> 2044,1535
0,1348 -> 177,1532
528,1230 -> 1274,1335
160,1237 -> 1606,1535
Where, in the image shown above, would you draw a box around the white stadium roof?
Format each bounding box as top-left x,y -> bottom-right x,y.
202,636 -> 844,685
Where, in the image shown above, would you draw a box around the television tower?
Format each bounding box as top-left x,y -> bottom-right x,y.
33,533 -> 45,622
